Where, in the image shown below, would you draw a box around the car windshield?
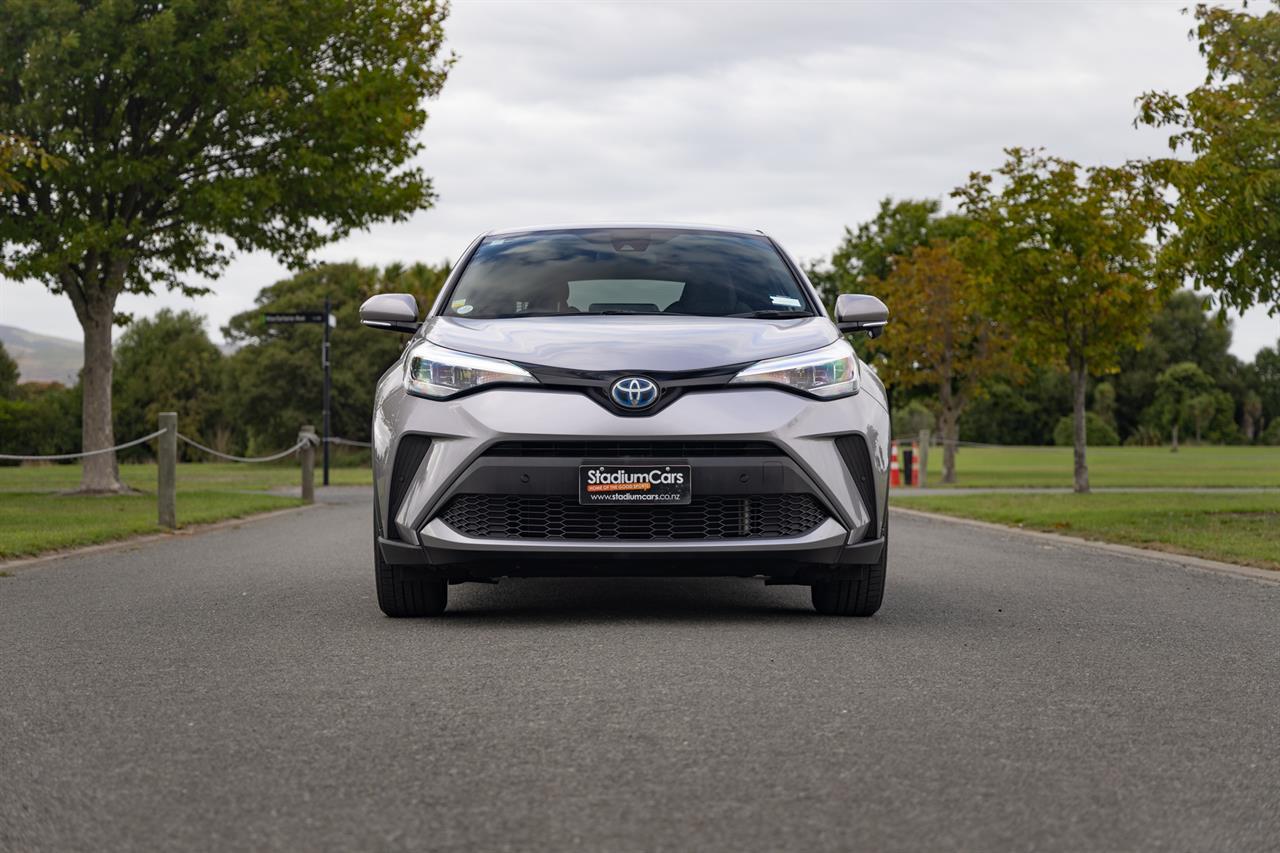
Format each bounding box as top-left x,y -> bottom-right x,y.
442,228 -> 814,319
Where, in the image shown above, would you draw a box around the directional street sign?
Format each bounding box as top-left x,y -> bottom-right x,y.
263,303 -> 338,485
264,312 -> 327,324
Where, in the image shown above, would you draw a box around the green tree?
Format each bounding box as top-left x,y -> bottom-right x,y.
1150,362 -> 1217,451
0,0 -> 452,492
807,198 -> 969,312
1053,412 -> 1118,447
113,310 -> 225,459
1136,2 -> 1280,316
1253,341 -> 1280,431
1186,393 -> 1220,444
861,242 -> 1015,483
954,148 -> 1168,492
1241,391 -> 1264,442
0,381 -> 81,461
891,400 -> 936,439
0,341 -> 19,399
223,261 -> 448,453
0,133 -> 62,193
1092,381 -> 1117,428
961,368 -> 1072,446
1113,290 -> 1244,440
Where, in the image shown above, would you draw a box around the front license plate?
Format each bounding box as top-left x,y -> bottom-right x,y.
579,464 -> 692,506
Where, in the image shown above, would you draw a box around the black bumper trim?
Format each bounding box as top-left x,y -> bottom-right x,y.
377,535 -> 884,580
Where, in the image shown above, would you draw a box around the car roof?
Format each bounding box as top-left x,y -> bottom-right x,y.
483,222 -> 769,240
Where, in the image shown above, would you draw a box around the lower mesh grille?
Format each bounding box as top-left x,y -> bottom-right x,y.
438,494 -> 828,541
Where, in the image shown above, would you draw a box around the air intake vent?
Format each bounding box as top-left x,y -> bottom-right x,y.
834,434 -> 877,540
385,434 -> 431,540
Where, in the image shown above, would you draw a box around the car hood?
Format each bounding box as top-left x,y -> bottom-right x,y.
424,315 -> 839,372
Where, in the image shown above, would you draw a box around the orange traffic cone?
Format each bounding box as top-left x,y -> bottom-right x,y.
910,441 -> 920,486
889,441 -> 901,487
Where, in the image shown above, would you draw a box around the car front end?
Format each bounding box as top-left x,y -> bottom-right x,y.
363,225 -> 891,616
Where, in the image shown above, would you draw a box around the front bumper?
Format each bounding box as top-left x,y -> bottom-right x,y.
372,385 -> 890,579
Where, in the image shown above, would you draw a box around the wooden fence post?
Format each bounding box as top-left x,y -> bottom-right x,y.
158,412 -> 177,529
299,425 -> 316,504
917,429 -> 930,489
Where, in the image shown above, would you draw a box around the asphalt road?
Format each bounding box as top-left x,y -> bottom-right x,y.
2,488 -> 1278,852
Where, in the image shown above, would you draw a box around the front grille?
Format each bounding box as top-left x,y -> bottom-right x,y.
482,440 -> 784,458
438,493 -> 827,541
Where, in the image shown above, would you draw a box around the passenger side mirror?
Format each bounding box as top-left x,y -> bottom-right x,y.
835,293 -> 889,338
360,293 -> 419,333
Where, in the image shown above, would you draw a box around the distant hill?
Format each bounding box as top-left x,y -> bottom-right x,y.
0,325 -> 81,384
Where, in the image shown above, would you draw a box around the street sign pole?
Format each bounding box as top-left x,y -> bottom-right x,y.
322,296 -> 331,487
263,305 -> 335,489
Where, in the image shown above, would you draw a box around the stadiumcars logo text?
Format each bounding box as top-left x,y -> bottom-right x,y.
578,464 -> 692,505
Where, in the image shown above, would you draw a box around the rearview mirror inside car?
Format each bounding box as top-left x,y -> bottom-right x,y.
359,293 -> 419,333
835,293 -> 889,338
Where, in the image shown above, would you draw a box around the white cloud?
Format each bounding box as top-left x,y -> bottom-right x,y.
2,0 -> 1275,357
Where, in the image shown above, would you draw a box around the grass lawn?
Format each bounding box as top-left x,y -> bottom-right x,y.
917,445 -> 1280,488
893,491 -> 1280,571
0,462 -> 373,560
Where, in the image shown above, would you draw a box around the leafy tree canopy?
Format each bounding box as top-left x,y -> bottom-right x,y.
1,0 -> 453,295
954,148 -> 1168,491
1250,339 -> 1280,425
0,341 -> 19,398
223,261 -> 448,452
1113,289 -> 1243,439
861,241 -> 1016,482
113,309 -> 225,458
0,133 -> 62,193
807,197 -> 969,310
1137,1 -> 1280,315
0,0 -> 452,490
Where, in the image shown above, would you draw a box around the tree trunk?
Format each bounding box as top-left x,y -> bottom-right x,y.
1069,363 -> 1089,494
1170,422 -> 1179,453
939,410 -> 960,485
77,302 -> 126,493
938,381 -> 959,484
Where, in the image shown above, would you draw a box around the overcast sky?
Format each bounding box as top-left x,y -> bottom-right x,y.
3,0 -> 1276,359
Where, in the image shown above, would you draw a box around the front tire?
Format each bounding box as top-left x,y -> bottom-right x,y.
374,510 -> 447,617
811,529 -> 887,617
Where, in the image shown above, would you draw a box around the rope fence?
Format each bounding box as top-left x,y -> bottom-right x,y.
1,431 -> 369,463
178,433 -> 317,463
0,414 -> 380,529
325,436 -> 372,448
0,429 -> 168,462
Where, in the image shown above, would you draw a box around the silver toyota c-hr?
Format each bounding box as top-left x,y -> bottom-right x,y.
360,224 -> 891,617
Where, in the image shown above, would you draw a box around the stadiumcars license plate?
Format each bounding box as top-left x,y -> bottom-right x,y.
579,464 -> 692,506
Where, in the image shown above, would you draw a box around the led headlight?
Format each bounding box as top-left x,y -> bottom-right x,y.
729,339 -> 860,399
403,340 -> 537,399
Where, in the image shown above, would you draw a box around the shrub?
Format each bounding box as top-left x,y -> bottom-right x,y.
1262,419 -> 1280,447
1053,412 -> 1119,447
1124,425 -> 1164,447
892,400 -> 936,438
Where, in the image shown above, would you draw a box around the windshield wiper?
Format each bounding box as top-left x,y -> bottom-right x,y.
729,310 -> 814,319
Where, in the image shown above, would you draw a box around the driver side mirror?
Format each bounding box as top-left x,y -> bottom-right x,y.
835,293 -> 889,338
360,293 -> 419,333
